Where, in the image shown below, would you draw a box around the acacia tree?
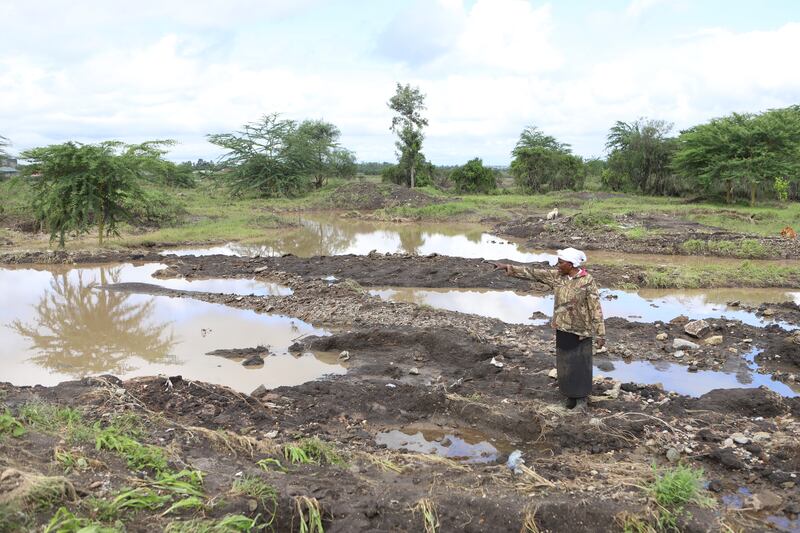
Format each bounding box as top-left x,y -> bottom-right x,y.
21,140 -> 173,246
673,106 -> 800,205
510,126 -> 585,193
209,114 -> 353,196
388,83 -> 428,188
604,119 -> 678,195
0,135 -> 9,160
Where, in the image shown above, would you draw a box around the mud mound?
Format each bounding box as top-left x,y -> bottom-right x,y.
693,388 -> 787,417
294,327 -> 500,366
319,182 -> 443,210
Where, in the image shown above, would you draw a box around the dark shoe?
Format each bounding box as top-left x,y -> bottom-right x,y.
564,397 -> 577,409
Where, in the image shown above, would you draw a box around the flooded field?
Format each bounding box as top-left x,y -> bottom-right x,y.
369,286 -> 799,328
0,264 -> 341,391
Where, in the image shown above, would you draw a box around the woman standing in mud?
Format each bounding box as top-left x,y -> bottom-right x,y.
494,248 -> 605,411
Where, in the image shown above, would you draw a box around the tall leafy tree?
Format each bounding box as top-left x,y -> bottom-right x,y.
510,126 -> 585,193
604,119 -> 679,195
209,114 -> 353,196
672,106 -> 800,205
0,135 -> 9,160
388,83 -> 428,188
450,158 -> 497,193
20,140 -> 173,246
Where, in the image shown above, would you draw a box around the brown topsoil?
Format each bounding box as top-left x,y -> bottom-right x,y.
316,182 -> 444,211
2,251 -> 800,531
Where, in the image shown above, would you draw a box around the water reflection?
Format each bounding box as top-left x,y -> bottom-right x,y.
595,358 -> 798,397
375,427 -> 506,464
10,267 -> 176,375
1,265 -> 341,391
163,215 -> 555,263
369,287 -> 797,329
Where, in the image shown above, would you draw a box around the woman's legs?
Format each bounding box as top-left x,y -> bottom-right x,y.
555,330 -> 593,409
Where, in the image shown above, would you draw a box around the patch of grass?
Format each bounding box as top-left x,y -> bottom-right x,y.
572,210 -> 616,229
282,438 -> 344,466
645,465 -> 714,532
24,477 -> 77,511
54,448 -> 89,474
680,238 -> 768,258
643,260 -> 800,289
161,496 -> 206,516
0,409 -> 25,438
294,496 -> 324,533
94,425 -> 168,473
411,498 -> 439,533
256,458 -> 286,473
230,475 -> 277,525
16,402 -> 92,443
623,226 -> 652,240
44,507 -> 121,533
165,514 -> 263,532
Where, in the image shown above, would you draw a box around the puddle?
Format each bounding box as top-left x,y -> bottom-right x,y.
162,215 -> 555,263
375,426 -> 506,463
767,515 -> 800,533
3,263 -> 292,297
369,287 -> 797,329
596,355 -> 799,397
1,265 -> 340,392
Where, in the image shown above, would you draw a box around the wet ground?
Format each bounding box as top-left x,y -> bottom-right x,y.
2,214 -> 800,531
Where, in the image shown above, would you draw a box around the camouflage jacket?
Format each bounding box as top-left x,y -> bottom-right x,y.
509,265 -> 605,338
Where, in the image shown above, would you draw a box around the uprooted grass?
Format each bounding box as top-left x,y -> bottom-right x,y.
411,498 -> 439,533
186,426 -> 278,457
230,475 -> 277,524
164,513 -> 263,532
282,438 -> 344,466
294,496 -> 324,533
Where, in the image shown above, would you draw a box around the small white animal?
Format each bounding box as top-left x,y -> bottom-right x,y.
546,208 -> 559,220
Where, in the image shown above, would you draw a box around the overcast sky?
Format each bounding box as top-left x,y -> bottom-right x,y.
1,0 -> 799,164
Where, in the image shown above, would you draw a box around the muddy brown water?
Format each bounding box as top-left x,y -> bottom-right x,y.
369,286 -> 800,329
161,213 -> 800,269
0,264 -> 343,391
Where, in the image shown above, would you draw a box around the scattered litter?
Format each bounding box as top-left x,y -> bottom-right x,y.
506,450 -> 525,474
490,357 -> 504,368
338,350 -> 350,361
386,383 -> 397,388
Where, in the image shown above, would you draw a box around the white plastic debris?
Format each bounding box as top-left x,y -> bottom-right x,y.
506,450 -> 525,474
490,357 -> 504,368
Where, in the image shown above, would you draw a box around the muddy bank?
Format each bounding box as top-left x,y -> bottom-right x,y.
495,212 -> 800,260
315,181 -> 444,211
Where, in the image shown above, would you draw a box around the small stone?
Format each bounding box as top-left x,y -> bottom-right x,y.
752,432 -> 770,442
705,335 -> 723,346
750,490 -> 782,511
743,338 -> 752,343
548,368 -> 558,379
248,499 -> 258,512
731,433 -> 749,445
688,365 -> 698,372
251,384 -> 268,397
673,350 -> 685,359
707,479 -> 723,492
762,308 -> 776,317
666,448 -> 680,463
722,438 -> 734,448
338,350 -> 350,361
656,333 -> 668,341
89,481 -> 104,490
684,319 -> 710,338
596,360 -> 615,371
673,338 -> 700,350
781,481 -> 796,490
254,266 -> 269,273
265,430 -> 279,439
409,367 -> 420,375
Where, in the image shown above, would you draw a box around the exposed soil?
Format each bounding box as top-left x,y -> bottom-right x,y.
3,246 -> 800,531
495,212 -> 800,259
316,182 -> 444,211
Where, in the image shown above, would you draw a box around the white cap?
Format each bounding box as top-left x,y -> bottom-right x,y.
557,247 -> 587,267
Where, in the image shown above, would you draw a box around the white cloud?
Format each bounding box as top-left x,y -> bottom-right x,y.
0,1 -> 798,164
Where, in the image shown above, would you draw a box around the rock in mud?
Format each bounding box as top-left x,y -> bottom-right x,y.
673,338 -> 700,350
242,355 -> 264,367
684,319 -> 710,338
666,448 -> 681,463
730,433 -> 750,445
596,360 -> 615,371
548,368 -> 558,379
251,385 -> 268,397
705,335 -> 723,345
409,367 -> 420,375
750,490 -> 783,511
655,332 -> 668,341
673,351 -> 685,359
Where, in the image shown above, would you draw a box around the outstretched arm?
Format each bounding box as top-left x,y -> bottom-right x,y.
491,262 -> 557,286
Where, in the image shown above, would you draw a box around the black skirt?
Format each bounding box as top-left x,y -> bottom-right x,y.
555,330 -> 593,398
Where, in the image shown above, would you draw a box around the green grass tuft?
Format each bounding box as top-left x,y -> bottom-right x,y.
282,438 -> 343,466
0,409 -> 25,438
